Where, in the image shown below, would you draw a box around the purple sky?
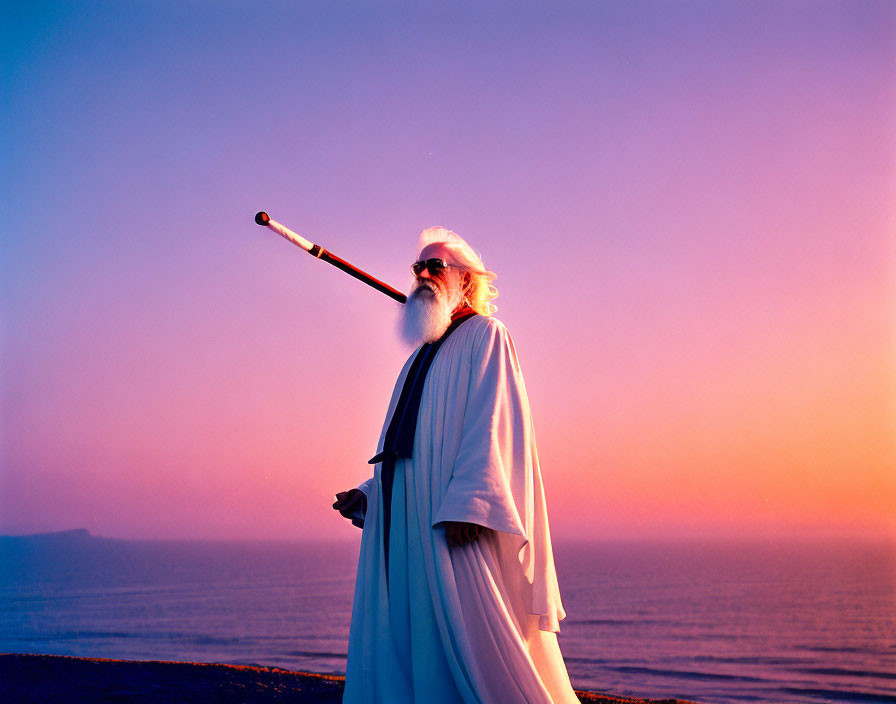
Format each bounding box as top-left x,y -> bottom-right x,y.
2,0 -> 895,540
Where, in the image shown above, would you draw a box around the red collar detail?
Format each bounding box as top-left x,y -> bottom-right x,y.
451,305 -> 476,321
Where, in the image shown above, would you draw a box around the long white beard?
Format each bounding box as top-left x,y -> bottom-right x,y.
399,281 -> 461,345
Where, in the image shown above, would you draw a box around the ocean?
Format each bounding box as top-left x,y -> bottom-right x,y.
1,531 -> 893,704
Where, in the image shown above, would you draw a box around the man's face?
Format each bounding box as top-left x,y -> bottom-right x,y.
410,243 -> 463,303
400,243 -> 466,345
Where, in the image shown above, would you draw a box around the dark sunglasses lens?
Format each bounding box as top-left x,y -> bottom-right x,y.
412,259 -> 447,276
426,259 -> 446,275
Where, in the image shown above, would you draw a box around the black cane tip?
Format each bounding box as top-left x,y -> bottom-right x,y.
255,211 -> 270,226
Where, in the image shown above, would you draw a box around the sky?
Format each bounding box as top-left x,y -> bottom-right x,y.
2,0 -> 894,541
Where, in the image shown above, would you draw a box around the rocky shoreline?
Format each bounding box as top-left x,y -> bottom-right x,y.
0,653 -> 700,703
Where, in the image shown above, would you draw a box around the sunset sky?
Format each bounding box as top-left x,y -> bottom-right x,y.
3,0 -> 894,541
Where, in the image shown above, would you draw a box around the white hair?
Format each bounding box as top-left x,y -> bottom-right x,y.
416,227 -> 498,315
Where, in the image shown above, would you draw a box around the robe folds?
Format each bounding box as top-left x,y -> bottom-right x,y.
343,315 -> 579,704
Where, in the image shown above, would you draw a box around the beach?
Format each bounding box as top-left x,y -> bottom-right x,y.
0,653 -> 699,704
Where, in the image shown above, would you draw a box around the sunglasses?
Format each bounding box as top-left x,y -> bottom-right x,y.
411,258 -> 450,277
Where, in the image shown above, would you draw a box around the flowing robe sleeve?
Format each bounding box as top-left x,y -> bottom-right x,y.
431,317 -> 566,632
431,319 -> 528,537
356,476 -> 375,501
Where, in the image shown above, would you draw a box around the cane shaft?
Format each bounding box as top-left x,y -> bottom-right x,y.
311,245 -> 407,303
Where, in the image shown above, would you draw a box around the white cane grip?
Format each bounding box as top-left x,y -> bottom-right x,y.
261,215 -> 314,252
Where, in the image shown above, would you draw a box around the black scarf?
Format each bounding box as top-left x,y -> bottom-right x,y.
369,309 -> 478,573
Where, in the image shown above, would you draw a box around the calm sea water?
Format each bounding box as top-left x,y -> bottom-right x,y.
1,532 -> 894,704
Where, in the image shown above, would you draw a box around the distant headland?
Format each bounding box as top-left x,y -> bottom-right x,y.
0,528 -> 95,541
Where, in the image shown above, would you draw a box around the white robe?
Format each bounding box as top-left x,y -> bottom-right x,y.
344,315 -> 579,704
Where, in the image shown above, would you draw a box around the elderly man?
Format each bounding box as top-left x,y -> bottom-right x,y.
333,227 -> 579,703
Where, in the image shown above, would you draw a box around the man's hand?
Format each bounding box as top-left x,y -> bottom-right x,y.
333,488 -> 366,528
445,521 -> 485,547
